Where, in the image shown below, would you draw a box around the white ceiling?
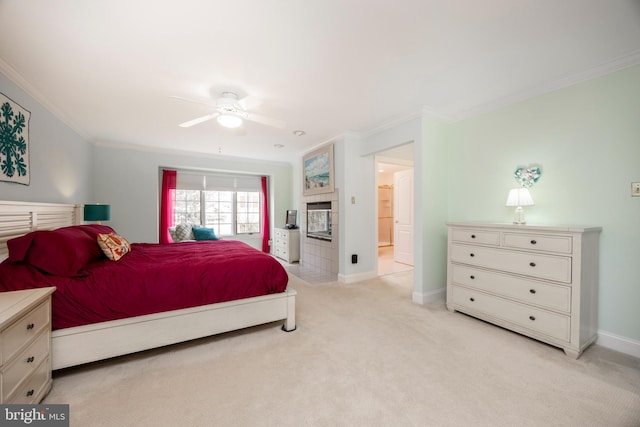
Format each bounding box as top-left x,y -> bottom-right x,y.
1,1 -> 639,163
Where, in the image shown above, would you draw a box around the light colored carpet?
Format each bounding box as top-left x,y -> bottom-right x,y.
44,272 -> 640,426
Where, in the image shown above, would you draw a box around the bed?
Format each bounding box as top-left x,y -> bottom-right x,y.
0,200 -> 296,370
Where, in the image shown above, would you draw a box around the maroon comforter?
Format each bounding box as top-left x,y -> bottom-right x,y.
0,240 -> 288,330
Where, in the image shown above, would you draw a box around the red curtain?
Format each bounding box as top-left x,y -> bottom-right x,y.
261,176 -> 270,253
160,169 -> 177,244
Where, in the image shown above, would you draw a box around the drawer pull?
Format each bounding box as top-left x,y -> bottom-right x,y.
26,323 -> 35,330
529,316 -> 536,321
471,234 -> 476,239
470,275 -> 475,279
26,389 -> 35,397
529,289 -> 536,294
469,297 -> 475,302
27,356 -> 35,363
529,262 -> 536,267
530,239 -> 537,245
470,253 -> 475,257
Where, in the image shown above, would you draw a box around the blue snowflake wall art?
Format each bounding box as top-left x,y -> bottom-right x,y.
0,92 -> 30,185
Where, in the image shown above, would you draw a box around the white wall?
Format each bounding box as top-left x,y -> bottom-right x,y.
93,144 -> 293,246
334,134 -> 377,280
360,118 -> 437,295
0,73 -> 93,204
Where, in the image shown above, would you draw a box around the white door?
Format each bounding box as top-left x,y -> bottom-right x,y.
393,169 -> 414,265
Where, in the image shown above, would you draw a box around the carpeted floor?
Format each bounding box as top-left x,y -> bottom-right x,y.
44,272 -> 640,426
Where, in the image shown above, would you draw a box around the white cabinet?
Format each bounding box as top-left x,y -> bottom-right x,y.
446,223 -> 601,358
274,228 -> 300,263
1,287 -> 55,403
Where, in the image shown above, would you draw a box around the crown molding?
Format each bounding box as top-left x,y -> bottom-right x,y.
0,58 -> 91,140
93,139 -> 293,167
448,49 -> 640,122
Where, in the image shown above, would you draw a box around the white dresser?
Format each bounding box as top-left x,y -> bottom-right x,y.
274,228 -> 300,263
1,287 -> 55,403
446,223 -> 601,358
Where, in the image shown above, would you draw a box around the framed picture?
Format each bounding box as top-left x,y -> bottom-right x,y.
0,92 -> 30,185
303,144 -> 334,196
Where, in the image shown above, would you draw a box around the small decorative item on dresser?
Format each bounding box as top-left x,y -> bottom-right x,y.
0,287 -> 55,403
446,222 -> 601,359
505,188 -> 534,224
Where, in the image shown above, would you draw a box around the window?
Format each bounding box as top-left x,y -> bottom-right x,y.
172,172 -> 262,236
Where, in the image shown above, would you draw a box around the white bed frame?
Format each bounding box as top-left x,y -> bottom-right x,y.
0,200 -> 296,370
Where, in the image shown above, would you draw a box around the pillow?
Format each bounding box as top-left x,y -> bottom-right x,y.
97,233 -> 131,261
25,226 -> 107,276
192,227 -> 219,241
175,222 -> 198,241
7,231 -> 44,262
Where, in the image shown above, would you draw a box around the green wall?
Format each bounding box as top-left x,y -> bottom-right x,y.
445,65 -> 640,341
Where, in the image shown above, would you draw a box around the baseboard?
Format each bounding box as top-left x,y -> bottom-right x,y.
338,271 -> 378,284
596,330 -> 640,358
412,288 -> 446,305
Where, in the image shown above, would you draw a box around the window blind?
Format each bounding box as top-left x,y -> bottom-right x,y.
176,171 -> 261,192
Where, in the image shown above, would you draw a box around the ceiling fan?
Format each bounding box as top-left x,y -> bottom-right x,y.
175,92 -> 286,130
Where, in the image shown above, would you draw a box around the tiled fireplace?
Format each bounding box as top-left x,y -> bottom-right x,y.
300,190 -> 339,275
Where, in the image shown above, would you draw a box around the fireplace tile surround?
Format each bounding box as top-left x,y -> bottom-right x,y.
300,189 -> 339,275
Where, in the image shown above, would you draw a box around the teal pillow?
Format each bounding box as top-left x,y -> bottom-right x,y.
192,227 -> 219,241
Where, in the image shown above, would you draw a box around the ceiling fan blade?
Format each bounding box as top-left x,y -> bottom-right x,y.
171,95 -> 216,108
179,113 -> 218,128
238,95 -> 263,111
244,112 -> 287,129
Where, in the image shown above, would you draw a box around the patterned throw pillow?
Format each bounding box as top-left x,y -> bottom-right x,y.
175,223 -> 198,242
97,233 -> 131,261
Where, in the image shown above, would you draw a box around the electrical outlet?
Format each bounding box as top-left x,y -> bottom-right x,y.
632,182 -> 640,197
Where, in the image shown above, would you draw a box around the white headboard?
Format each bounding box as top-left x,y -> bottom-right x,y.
0,201 -> 82,261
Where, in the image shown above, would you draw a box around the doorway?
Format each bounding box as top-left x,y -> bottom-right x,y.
376,144 -> 414,276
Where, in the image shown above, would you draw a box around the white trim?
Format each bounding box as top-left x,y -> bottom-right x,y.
596,330 -> 640,359
338,270 -> 378,284
412,288 -> 446,305
0,58 -> 90,140
449,49 -> 640,122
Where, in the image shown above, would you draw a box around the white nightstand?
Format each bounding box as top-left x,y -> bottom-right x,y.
274,228 -> 300,263
0,287 -> 55,403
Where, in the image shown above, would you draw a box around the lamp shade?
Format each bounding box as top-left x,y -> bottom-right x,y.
217,114 -> 242,128
505,188 -> 534,207
84,204 -> 111,222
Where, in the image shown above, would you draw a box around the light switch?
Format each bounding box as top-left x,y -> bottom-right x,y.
351,196 -> 356,204
632,182 -> 640,197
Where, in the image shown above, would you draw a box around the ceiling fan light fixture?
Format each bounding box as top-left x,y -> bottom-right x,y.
217,114 -> 243,128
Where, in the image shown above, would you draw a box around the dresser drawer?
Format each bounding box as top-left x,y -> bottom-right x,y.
2,331 -> 50,401
5,357 -> 51,404
2,301 -> 50,364
450,285 -> 570,342
503,232 -> 572,254
451,265 -> 571,312
450,244 -> 572,283
275,246 -> 289,257
451,229 -> 500,246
